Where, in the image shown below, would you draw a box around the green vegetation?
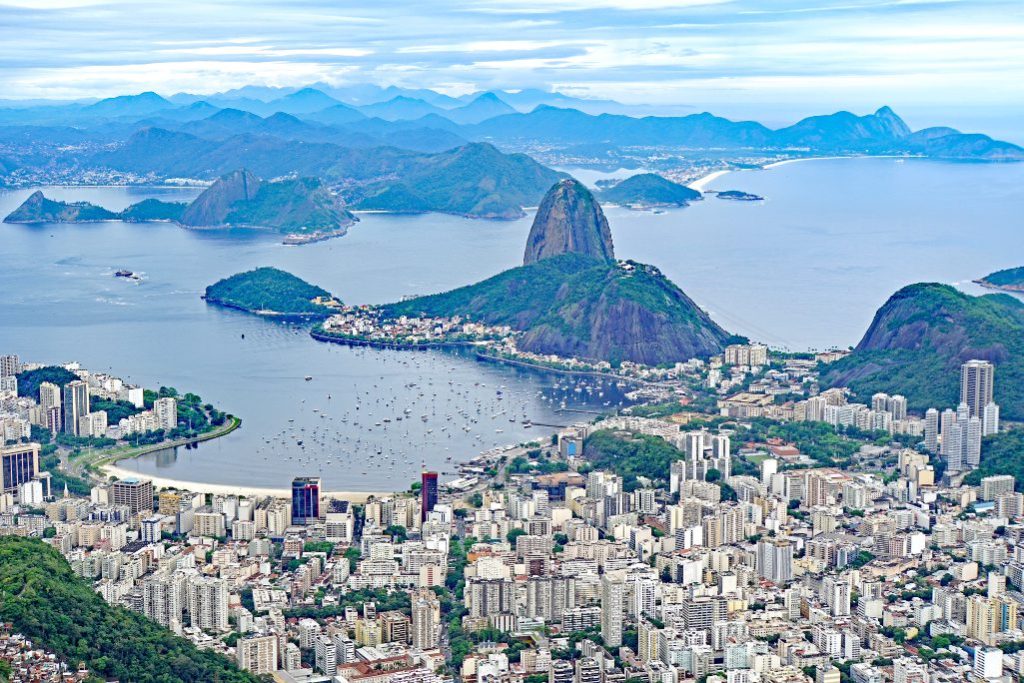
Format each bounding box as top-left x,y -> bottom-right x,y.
383,253 -> 729,365
742,419 -> 867,468
354,143 -> 563,219
15,365 -> 79,400
0,537 -> 259,682
90,396 -> 141,423
119,199 -> 187,222
822,283 -> 1024,419
205,267 -> 338,317
226,177 -> 351,235
978,266 -> 1024,290
4,191 -> 116,223
584,429 -> 684,491
964,430 -> 1024,490
600,173 -> 700,207
283,588 -> 409,619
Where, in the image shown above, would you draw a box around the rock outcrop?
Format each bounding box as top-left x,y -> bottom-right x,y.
4,191 -> 116,223
180,169 -> 262,227
523,179 -> 614,265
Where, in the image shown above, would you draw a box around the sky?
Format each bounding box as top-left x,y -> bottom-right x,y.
1,0 -> 1022,134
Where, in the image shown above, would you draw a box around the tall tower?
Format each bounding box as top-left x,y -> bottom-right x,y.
961,360 -> 995,418
421,471 -> 438,522
62,380 -> 88,436
600,571 -> 625,648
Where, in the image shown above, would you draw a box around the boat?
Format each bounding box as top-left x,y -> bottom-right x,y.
304,376 -> 313,381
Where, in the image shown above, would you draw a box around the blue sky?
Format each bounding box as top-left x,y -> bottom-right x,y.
1,0 -> 1022,131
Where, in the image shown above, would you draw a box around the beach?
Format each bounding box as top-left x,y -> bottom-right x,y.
101,463 -> 392,502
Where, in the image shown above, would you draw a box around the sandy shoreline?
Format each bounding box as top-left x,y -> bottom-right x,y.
101,463 -> 392,502
687,169 -> 731,192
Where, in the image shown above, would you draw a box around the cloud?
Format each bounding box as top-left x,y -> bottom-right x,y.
0,0 -> 1019,114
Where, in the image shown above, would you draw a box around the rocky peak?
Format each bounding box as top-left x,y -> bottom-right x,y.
180,169 -> 262,227
523,178 -> 614,265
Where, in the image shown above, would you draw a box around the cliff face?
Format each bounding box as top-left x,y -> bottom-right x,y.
179,169 -> 262,227
523,179 -> 614,265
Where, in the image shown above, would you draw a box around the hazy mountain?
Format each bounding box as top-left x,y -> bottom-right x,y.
81,91 -> 172,118
358,96 -> 447,121
264,88 -> 342,115
442,93 -> 517,125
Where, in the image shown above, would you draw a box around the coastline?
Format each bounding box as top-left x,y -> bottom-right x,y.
100,463 -> 391,502
687,169 -> 731,192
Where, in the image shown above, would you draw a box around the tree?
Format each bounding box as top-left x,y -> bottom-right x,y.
705,468 -> 722,483
507,528 -> 527,545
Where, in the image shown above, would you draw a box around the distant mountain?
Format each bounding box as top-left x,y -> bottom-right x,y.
4,191 -> 184,224
464,105 -> 1024,159
205,267 -> 340,318
305,103 -> 367,125
181,169 -> 356,236
600,173 -> 701,207
265,88 -> 342,115
524,179 -> 614,264
355,142 -> 564,219
4,191 -> 116,223
976,266 -> 1024,292
82,91 -> 172,118
443,93 -> 517,125
774,106 -> 910,147
821,283 -> 1024,418
384,253 -> 729,365
359,96 -> 446,121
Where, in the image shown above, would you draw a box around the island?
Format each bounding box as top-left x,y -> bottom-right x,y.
599,172 -> 701,208
716,190 -> 764,201
3,169 -> 358,244
975,266 -> 1024,293
204,267 -> 342,318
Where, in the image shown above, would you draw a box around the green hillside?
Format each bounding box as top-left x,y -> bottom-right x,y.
977,266 -> 1024,291
382,253 -> 728,365
0,537 -> 259,683
822,283 -> 1024,418
601,173 -> 701,207
205,266 -> 339,317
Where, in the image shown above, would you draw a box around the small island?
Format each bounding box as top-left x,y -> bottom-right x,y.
716,190 -> 764,201
4,191 -> 118,223
975,266 -> 1024,293
599,172 -> 701,208
204,267 -> 343,318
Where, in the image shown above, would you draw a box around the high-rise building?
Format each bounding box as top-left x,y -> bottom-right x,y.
154,397 -> 178,431
600,571 -> 625,648
756,539 -> 793,585
975,647 -> 1003,680
0,442 -> 39,493
237,635 -> 279,675
892,658 -> 928,683
939,408 -> 957,456
411,590 -> 441,649
964,416 -> 983,469
188,575 -> 229,631
961,360 -> 995,418
923,409 -> 938,453
315,635 -> 337,675
111,478 -> 154,514
292,476 -> 322,524
38,382 -> 62,434
983,402 -> 1000,436
945,422 -> 964,472
143,570 -> 183,629
421,471 -> 438,521
0,355 -> 19,377
62,380 -> 89,436
549,660 -> 574,683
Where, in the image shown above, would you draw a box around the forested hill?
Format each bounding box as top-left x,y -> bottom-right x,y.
0,537 -> 260,683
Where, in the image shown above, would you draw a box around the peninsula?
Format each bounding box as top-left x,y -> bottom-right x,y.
975,266 -> 1024,292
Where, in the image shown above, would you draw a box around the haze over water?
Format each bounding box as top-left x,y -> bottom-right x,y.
1,157 -> 1021,489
